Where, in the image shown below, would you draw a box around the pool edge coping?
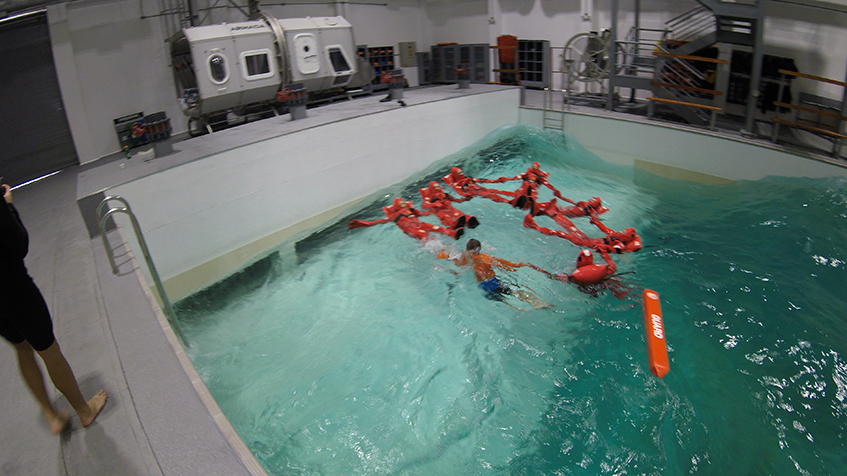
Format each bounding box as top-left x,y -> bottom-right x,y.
118,226 -> 271,476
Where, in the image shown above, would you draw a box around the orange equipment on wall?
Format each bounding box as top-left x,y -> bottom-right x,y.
497,35 -> 517,64
495,35 -> 519,85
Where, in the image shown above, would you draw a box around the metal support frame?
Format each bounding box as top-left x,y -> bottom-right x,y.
742,16 -> 764,136
607,0 -> 620,111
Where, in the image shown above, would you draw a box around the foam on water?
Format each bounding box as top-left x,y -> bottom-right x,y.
176,124 -> 847,475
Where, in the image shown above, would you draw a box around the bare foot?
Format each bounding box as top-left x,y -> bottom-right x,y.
47,411 -> 70,434
79,390 -> 108,427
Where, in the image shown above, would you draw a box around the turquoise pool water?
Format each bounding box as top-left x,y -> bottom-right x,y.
176,124 -> 847,475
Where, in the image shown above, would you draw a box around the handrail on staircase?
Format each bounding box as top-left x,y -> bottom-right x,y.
777,69 -> 847,88
653,51 -> 728,65
648,46 -> 728,129
666,5 -> 714,42
667,4 -> 709,27
769,69 -> 847,156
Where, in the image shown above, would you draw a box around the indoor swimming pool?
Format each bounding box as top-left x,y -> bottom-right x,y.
174,124 -> 847,475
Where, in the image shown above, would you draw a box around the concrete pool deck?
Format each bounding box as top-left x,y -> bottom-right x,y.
1,84 -> 845,476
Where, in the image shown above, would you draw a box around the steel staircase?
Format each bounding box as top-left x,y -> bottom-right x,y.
609,0 -> 764,132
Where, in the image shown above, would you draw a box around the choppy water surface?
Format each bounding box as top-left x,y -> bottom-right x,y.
176,125 -> 847,475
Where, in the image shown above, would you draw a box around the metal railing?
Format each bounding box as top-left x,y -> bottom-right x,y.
648,47 -> 728,128
666,4 -> 715,44
616,26 -> 667,79
97,196 -> 188,346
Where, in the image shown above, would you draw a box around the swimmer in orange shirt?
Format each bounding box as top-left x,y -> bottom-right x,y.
441,239 -> 551,309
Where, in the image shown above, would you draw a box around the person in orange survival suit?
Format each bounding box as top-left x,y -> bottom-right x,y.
557,196 -> 609,218
420,181 -> 479,231
439,239 -> 551,309
348,197 -> 463,241
523,202 -> 596,249
475,162 -> 568,214
554,248 -> 631,299
441,167 -> 514,204
589,215 -> 642,253
523,202 -> 642,255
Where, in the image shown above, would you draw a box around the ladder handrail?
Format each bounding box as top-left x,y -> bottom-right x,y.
97,196 -> 188,347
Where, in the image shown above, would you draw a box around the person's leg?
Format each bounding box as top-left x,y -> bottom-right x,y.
513,289 -> 552,310
37,341 -> 107,427
13,340 -> 69,433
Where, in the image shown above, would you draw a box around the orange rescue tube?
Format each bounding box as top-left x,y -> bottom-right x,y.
642,289 -> 669,378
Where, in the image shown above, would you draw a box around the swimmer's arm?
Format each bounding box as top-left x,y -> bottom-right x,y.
491,258 -> 555,279
597,248 -> 617,275
436,250 -> 467,266
589,215 -> 613,234
446,193 -> 468,203
549,187 -> 576,205
348,216 -> 391,229
522,263 -> 555,278
492,257 -> 523,271
476,175 -> 518,184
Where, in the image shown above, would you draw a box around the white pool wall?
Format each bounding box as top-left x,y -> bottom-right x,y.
111,88 -> 521,300
519,108 -> 847,183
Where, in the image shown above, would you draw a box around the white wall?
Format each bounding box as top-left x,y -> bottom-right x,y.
764,2 -> 847,98
519,107 -> 847,182
48,1 -> 184,165
45,0 -> 847,164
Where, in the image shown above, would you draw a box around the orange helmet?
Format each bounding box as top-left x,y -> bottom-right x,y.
576,249 -> 594,267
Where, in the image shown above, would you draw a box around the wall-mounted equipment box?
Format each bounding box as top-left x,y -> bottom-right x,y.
430,43 -> 489,84
417,52 -> 431,85
399,42 -> 417,67
358,45 -> 395,90
518,39 -> 551,89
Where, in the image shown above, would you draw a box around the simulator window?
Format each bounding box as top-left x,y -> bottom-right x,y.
208,53 -> 229,84
327,47 -> 352,74
241,50 -> 275,81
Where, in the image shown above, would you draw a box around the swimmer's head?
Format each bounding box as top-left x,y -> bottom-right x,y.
576,249 -> 594,267
531,162 -> 540,170
466,238 -> 482,254
393,197 -> 404,206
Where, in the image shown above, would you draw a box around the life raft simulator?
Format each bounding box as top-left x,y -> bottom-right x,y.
169,14 -> 367,135
348,162 -> 670,378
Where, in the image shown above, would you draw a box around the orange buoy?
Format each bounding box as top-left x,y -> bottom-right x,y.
642,289 -> 669,378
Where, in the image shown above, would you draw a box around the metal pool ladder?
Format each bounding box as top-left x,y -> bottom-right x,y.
97,196 -> 188,346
